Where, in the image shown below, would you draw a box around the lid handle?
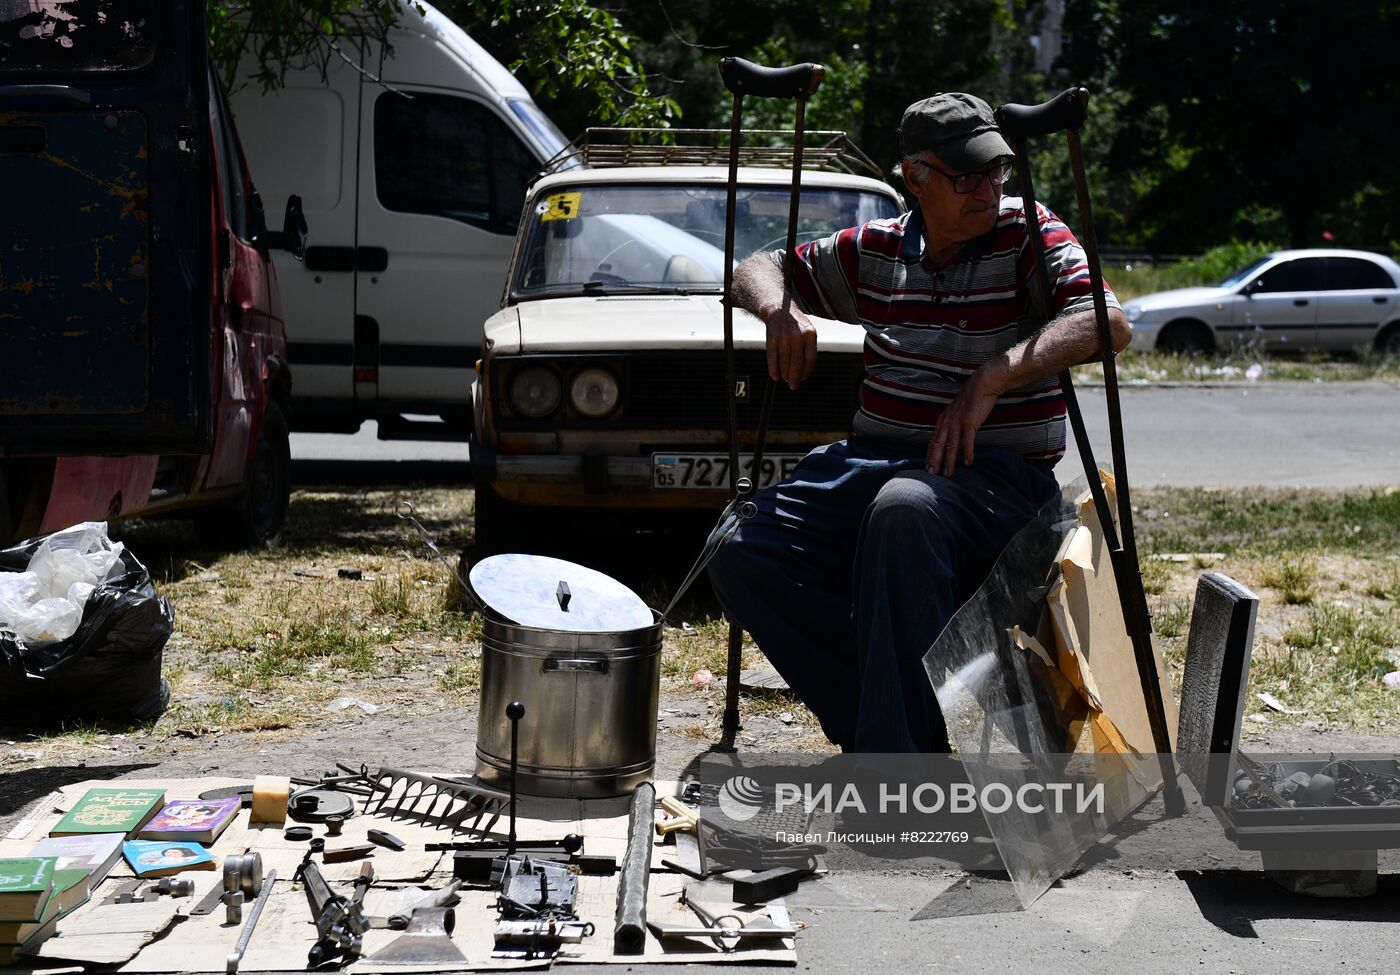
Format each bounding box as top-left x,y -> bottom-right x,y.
556,580 -> 571,612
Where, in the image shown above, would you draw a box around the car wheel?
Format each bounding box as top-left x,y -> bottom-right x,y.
1156,320 -> 1214,355
1376,324 -> 1400,358
195,401 -> 291,549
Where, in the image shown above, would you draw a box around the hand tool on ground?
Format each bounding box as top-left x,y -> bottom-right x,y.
452,849 -> 616,882
284,826 -> 314,842
325,816 -> 344,836
368,879 -> 463,930
426,834 -> 584,854
365,906 -> 467,966
107,879 -> 193,904
661,831 -> 708,879
494,917 -> 594,954
491,857 -> 588,961
322,843 -> 375,864
363,765 -> 512,835
224,890 -> 244,925
367,828 -> 405,851
299,859 -> 371,968
995,87 -> 1185,816
100,880 -> 143,906
733,867 -> 803,904
494,856 -> 578,915
192,852 -> 263,917
646,891 -> 798,952
613,781 -> 655,955
656,795 -> 700,835
225,868 -> 276,975
714,56 -> 825,743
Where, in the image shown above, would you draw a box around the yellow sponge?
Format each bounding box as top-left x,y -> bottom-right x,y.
250,775 -> 290,824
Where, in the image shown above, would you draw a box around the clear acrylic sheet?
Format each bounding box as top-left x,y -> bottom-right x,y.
922,471 -> 1169,907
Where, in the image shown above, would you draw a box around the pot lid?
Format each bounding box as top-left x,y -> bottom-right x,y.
468,554 -> 654,632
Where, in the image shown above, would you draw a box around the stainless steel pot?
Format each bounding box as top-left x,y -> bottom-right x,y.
469,555 -> 661,799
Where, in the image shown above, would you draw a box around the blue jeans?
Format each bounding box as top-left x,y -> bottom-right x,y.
708,438 -> 1058,753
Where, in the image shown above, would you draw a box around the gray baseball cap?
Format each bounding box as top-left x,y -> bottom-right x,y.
900,92 -> 1012,172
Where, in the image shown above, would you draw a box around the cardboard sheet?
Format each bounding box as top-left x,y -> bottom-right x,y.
0,777 -> 796,971
1046,473 -> 1180,764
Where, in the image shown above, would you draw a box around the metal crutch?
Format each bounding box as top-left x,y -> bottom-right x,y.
995,87 -> 1186,815
715,56 -> 825,744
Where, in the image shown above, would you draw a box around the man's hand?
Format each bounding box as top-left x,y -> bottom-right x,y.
765,303 -> 818,390
925,369 -> 1003,477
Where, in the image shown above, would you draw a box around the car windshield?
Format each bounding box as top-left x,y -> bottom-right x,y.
1218,256 -> 1272,288
512,182 -> 900,297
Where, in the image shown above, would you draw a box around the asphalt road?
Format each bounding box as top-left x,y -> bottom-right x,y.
290,382 -> 1400,488
1060,381 -> 1398,488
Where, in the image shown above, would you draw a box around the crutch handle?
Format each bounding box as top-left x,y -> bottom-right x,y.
718,57 -> 824,100
995,87 -> 1089,141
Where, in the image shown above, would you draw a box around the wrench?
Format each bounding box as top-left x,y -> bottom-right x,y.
226,869 -> 277,974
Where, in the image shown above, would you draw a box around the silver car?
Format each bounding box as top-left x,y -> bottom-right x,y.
1124,248 -> 1400,355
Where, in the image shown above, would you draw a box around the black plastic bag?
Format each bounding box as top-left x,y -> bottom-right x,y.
0,532 -> 173,725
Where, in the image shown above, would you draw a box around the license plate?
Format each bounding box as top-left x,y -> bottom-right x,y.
652,452 -> 803,490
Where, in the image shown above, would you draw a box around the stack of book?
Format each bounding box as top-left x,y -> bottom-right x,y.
1,787 -> 250,959
0,857 -> 90,963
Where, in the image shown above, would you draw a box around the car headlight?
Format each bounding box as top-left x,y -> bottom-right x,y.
569,366 -> 620,418
509,366 -> 562,418
1125,303 -> 1144,323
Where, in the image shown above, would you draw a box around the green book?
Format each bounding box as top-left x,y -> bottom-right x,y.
0,858 -> 55,922
49,788 -> 166,839
0,868 -> 87,944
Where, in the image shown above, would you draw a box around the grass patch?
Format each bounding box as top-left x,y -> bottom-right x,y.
1135,488 -> 1400,559
1365,565 -> 1400,603
438,661 -> 481,693
1071,349 -> 1400,385
1152,599 -> 1190,640
1259,557 -> 1318,605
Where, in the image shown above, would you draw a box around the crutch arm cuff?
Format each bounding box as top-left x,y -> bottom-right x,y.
719,57 -> 825,100
996,87 -> 1089,142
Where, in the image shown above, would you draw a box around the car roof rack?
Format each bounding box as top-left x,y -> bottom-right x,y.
539,127 -> 886,180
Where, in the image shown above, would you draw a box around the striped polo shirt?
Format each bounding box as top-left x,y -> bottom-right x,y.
782,196 -> 1118,465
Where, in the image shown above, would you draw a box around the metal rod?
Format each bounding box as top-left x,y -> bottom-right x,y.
1009,139 -> 1120,548
1064,129 -> 1185,814
506,701 -> 523,855
225,869 -> 276,974
722,92 -> 745,503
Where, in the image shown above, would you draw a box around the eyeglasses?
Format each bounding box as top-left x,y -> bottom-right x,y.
915,158 -> 1014,195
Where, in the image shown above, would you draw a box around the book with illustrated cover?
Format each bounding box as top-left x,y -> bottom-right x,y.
26,834 -> 123,883
0,858 -> 56,922
0,868 -> 89,944
137,797 -> 241,844
121,841 -> 216,878
49,788 -> 165,838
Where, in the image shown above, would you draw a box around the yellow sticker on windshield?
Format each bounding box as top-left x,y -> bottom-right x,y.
539,191 -> 582,222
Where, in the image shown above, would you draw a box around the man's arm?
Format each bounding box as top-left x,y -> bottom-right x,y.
731,252 -> 818,390
925,306 -> 1131,476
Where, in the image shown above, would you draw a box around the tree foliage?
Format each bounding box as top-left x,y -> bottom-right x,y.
207,0 -> 677,128
1059,0 -> 1399,251
445,0 -> 679,129
207,0 -> 421,92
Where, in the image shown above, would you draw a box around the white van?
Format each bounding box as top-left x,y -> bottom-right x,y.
228,2 -> 570,439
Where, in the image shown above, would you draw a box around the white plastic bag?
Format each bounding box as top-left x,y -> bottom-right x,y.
0,522 -> 124,643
